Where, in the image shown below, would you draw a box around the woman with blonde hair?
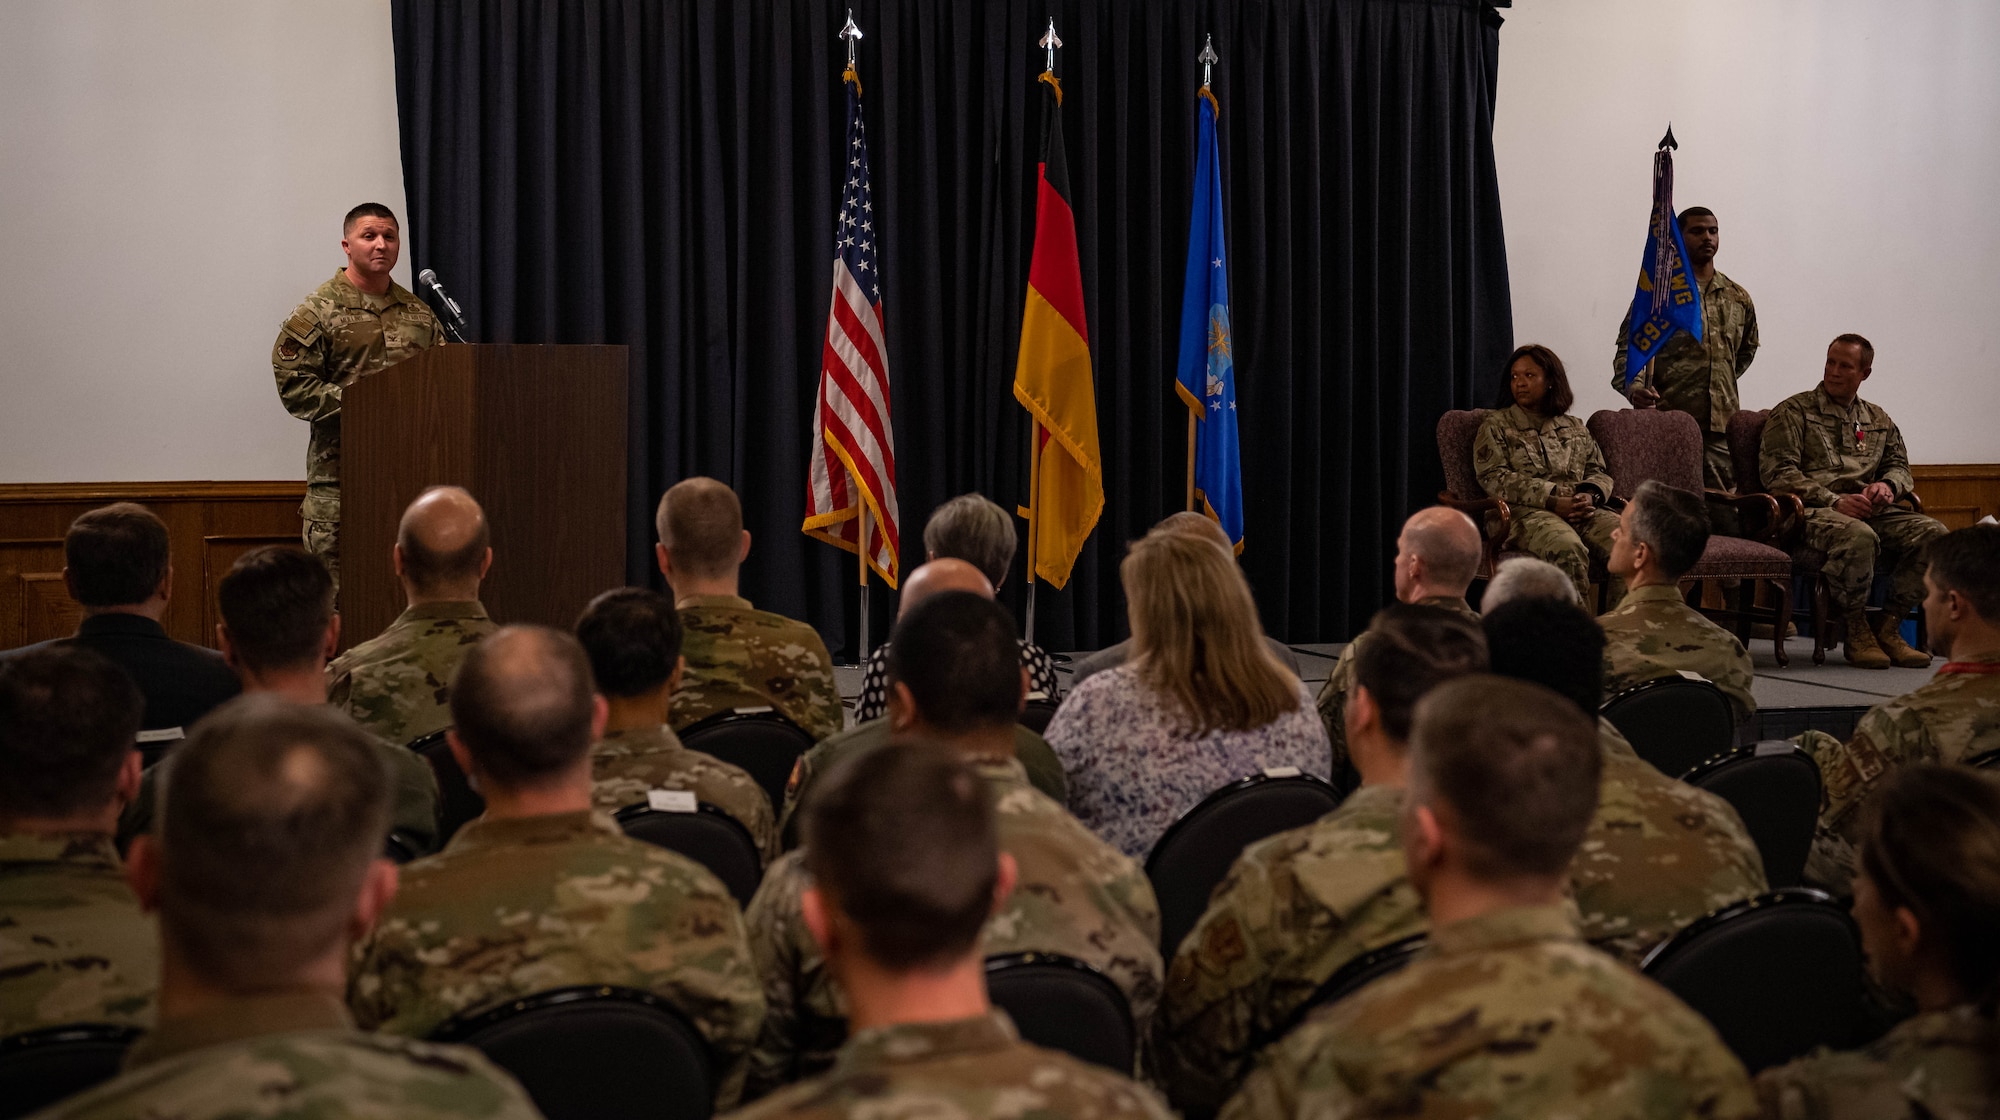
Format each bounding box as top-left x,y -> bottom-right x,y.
1045,528 -> 1329,858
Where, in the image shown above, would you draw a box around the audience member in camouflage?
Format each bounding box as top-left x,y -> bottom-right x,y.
328,601 -> 494,744
1761,336 -> 1945,668
1476,346 -> 1623,607
593,723 -> 778,864
271,204 -> 443,586
1611,208 -> 1759,489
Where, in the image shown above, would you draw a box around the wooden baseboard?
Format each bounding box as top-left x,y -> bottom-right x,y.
1910,465 -> 2000,530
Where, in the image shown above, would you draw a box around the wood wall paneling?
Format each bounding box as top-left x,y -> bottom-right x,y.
1911,465 -> 2000,530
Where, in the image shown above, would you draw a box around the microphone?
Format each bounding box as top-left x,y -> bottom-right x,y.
417,268 -> 470,342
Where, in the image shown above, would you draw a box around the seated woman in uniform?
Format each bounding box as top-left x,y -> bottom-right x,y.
1756,764 -> 2000,1119
1472,343 -> 1622,608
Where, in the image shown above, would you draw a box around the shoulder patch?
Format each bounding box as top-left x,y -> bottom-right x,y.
283,311 -> 322,347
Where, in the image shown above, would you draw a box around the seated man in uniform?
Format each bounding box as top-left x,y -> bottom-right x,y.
1485,598 -> 1767,962
655,477 -> 841,741
1313,506 -> 1482,780
348,625 -> 765,1106
1600,480 -> 1756,720
1220,676 -> 1754,1120
731,740 -> 1173,1120
327,485 -> 498,747
1154,604 -> 1488,1118
1761,334 -> 1947,668
117,548 -> 439,856
575,586 -> 777,864
745,592 -> 1160,1099
1802,525 -> 2000,896
40,697 -> 539,1120
0,647 -> 156,1035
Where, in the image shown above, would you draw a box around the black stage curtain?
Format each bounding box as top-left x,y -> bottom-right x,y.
390,0 -> 1511,658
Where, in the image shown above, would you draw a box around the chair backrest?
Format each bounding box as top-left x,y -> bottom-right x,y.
679,709 -> 816,812
411,728 -> 484,844
1586,408 -> 1704,498
1969,749 -> 2000,771
1680,743 -> 1823,890
1259,934 -> 1427,1050
1601,676 -> 1738,778
0,1024 -> 143,1120
1728,409 -> 1772,495
1145,771 -> 1346,955
985,953 -> 1135,1073
1435,410 -> 1491,502
614,802 -> 764,906
430,985 -> 714,1120
1641,889 -> 1865,1073
384,830 -> 422,864
1019,698 -> 1061,736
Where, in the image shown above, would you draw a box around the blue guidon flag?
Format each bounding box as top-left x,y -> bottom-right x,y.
1174,86 -> 1244,552
1623,131 -> 1704,387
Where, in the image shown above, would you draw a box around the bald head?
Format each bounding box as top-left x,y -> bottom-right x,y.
396,486 -> 490,599
1397,507 -> 1481,601
897,558 -> 994,618
1153,511 -> 1234,553
449,625 -> 598,788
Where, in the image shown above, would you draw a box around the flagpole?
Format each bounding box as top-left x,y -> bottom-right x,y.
1026,424 -> 1041,643
857,505 -> 871,660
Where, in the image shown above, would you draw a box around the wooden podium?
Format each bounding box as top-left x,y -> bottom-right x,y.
341,344 -> 629,646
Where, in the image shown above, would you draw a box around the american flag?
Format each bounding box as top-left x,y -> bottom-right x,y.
803,68 -> 900,585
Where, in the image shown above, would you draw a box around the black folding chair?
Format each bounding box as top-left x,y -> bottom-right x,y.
1019,697 -> 1061,736
384,829 -> 424,864
1680,743 -> 1822,889
985,952 -> 1134,1073
0,1023 -> 143,1120
1602,676 -> 1738,779
1145,770 -> 1346,955
614,802 -> 764,906
430,985 -> 714,1120
410,728 -> 483,843
1641,889 -> 1866,1073
1969,749 -> 2000,771
680,709 -> 815,812
1256,934 -> 1427,1053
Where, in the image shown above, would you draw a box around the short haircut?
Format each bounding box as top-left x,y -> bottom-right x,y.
343,202 -> 398,233
1831,332 -> 1875,367
449,626 -> 597,786
1401,509 -> 1482,593
1483,598 -> 1606,715
216,547 -> 334,672
1410,675 -> 1602,881
923,495 -> 1017,590
1627,480 -> 1711,579
0,647 -> 143,819
575,588 -> 684,699
656,478 -> 743,580
65,503 -> 169,607
1677,206 -> 1716,229
1353,604 -> 1489,744
1860,765 -> 2000,1011
1494,343 -> 1576,416
802,739 -> 997,971
158,695 -> 390,990
1926,525 -> 2000,620
886,592 -> 1021,735
1481,556 -> 1578,613
397,487 -> 490,595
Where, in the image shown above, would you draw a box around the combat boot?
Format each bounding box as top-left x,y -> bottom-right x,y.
1843,609 -> 1891,670
1874,614 -> 1933,669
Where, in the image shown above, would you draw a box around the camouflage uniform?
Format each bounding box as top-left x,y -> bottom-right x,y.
593,723 -> 780,865
674,595 -> 842,743
347,809 -> 765,1105
272,269 -> 443,588
1579,720 -> 1768,962
745,758 -> 1160,1098
1154,784 -> 1424,1117
776,720 -> 1068,849
1761,386 -> 1946,614
1600,583 -> 1757,721
725,1011 -> 1175,1120
1797,653 -> 2000,895
1474,404 -> 1624,608
326,600 -> 496,747
1313,597 -> 1477,780
30,992 -> 541,1120
1612,269 -> 1760,489
1755,1004 -> 2000,1120
0,833 -> 157,1035
1219,905 -> 1756,1120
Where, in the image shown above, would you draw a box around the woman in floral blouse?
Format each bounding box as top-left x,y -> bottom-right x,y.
1044,530 -> 1329,859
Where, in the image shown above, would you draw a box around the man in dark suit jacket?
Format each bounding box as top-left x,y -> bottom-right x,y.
5,503 -> 237,738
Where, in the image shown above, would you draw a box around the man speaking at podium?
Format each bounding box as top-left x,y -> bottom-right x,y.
271,203 -> 442,593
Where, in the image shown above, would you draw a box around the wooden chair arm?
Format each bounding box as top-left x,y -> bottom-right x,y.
1899,489 -> 1924,514
1438,492 -> 1512,569
1704,489 -> 1784,546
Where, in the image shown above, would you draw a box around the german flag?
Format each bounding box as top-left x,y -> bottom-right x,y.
1013,71 -> 1103,590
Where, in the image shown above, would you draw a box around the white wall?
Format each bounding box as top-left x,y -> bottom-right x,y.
0,0 -> 407,482
1495,0 -> 2000,463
